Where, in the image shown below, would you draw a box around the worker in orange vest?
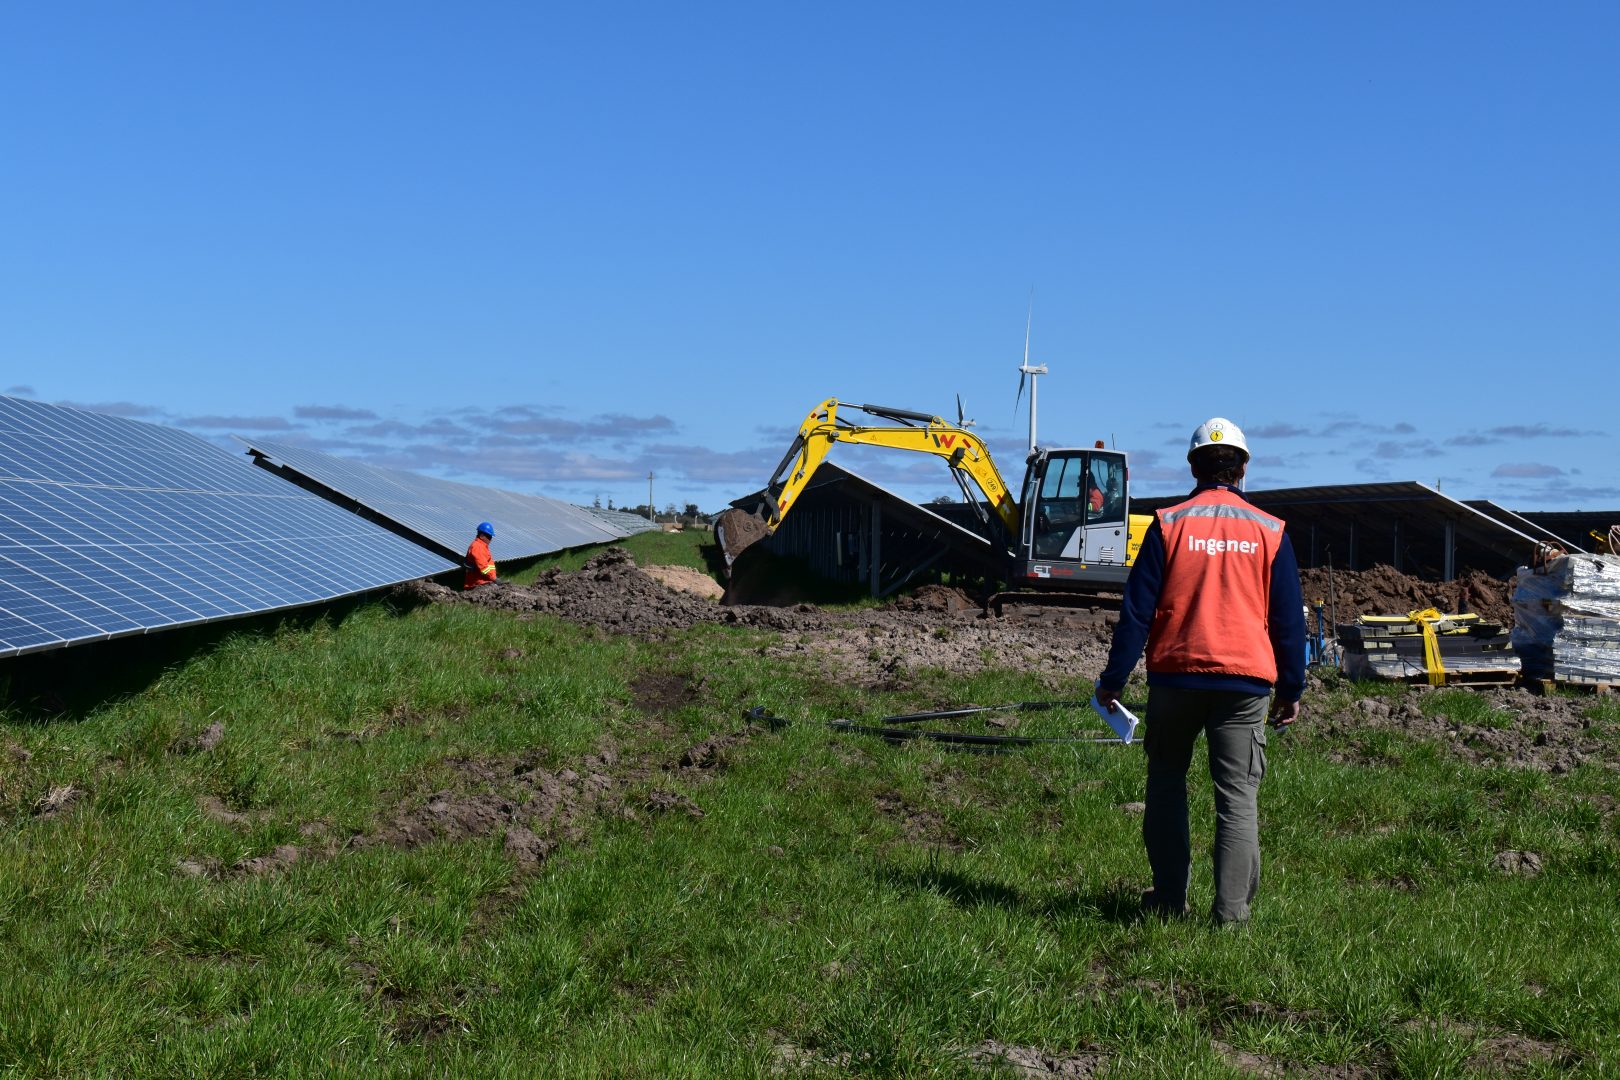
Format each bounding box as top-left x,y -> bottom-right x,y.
464,522 -> 498,589
1096,418 -> 1304,926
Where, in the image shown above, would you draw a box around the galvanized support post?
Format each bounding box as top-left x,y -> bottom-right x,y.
855,509 -> 868,583
1443,521 -> 1455,582
1392,520 -> 1401,573
869,501 -> 882,596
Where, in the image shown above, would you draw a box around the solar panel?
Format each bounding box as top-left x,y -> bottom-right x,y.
585,507 -> 663,535
0,397 -> 456,658
242,439 -> 630,561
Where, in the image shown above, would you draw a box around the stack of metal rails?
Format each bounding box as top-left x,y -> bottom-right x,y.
1512,553 -> 1620,688
1339,612 -> 1520,685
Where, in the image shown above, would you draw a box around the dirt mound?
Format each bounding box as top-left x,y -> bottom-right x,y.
399,548 -> 752,636
1298,564 -> 1514,625
396,548 -> 1117,687
889,584 -> 977,614
641,564 -> 723,600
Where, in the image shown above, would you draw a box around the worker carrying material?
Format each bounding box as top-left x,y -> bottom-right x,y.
464,522 -> 498,589
1095,417 -> 1305,926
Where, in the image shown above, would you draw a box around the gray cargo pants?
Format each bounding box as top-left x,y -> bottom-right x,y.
1142,685 -> 1270,924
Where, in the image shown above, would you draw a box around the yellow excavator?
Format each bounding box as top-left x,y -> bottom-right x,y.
760,398 -> 1153,594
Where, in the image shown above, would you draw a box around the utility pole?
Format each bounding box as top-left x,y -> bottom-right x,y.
647,472 -> 654,521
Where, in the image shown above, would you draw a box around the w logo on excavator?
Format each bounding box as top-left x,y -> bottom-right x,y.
932,434 -> 958,450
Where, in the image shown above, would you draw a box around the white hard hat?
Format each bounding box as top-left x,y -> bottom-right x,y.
1188,417 -> 1249,460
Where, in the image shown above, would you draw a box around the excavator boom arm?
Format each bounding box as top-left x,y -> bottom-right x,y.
762,399 -> 1021,540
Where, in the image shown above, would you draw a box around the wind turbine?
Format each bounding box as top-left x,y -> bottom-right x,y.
955,392 -> 974,429
1013,292 -> 1047,455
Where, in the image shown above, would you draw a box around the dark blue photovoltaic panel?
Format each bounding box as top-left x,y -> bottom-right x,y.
0,397 -> 456,658
243,439 -> 632,560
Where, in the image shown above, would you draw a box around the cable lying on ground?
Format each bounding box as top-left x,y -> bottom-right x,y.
743,701 -> 1138,751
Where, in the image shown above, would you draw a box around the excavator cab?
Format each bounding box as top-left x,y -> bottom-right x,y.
1014,448 -> 1139,590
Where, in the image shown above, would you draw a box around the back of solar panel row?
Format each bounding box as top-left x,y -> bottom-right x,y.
0,397 -> 455,658
242,438 -> 634,560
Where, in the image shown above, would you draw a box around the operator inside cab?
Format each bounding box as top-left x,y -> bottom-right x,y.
1090,457 -> 1125,523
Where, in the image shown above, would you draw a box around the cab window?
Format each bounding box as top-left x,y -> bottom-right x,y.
1086,456 -> 1126,523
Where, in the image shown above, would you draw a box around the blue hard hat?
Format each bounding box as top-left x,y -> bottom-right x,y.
477,521 -> 495,538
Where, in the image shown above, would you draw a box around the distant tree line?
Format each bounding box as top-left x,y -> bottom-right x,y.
593,495 -> 714,525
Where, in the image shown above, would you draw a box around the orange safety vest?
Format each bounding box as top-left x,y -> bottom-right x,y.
1145,487 -> 1285,683
464,537 -> 497,589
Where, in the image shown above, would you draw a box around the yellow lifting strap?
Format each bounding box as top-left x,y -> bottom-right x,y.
1407,608 -> 1447,686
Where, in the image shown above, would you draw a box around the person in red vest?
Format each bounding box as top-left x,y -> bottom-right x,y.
464,522 -> 498,589
1096,417 -> 1305,926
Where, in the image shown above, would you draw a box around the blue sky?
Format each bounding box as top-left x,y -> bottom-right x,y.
4,3 -> 1616,515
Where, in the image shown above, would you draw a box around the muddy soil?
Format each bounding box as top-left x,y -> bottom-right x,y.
395,549 -> 1117,688
1305,679 -> 1611,774
398,549 -> 1612,775
186,705 -> 762,884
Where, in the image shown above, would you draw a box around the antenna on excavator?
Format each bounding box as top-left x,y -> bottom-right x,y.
1014,289 -> 1047,454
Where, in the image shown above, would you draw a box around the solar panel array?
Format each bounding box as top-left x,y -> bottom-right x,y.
243,439 -> 631,560
585,507 -> 662,535
0,396 -> 456,658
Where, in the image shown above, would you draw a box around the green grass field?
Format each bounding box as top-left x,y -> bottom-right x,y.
513,528 -> 721,579
1,533 -> 1616,1077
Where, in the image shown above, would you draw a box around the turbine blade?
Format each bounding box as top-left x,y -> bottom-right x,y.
1023,289 -> 1033,366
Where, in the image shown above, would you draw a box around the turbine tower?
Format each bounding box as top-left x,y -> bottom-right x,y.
1015,296 -> 1047,454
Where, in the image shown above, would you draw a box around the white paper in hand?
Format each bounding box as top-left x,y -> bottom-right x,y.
1090,694 -> 1140,744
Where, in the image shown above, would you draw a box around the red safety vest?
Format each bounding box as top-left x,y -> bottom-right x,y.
464,537 -> 497,589
1145,487 -> 1285,683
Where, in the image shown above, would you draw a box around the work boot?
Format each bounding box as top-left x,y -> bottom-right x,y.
1139,889 -> 1190,919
